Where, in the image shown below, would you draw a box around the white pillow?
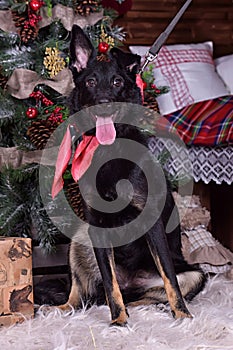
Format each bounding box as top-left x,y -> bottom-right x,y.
130,42 -> 229,115
214,54 -> 233,94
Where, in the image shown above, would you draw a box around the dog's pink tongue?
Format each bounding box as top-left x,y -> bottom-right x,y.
96,116 -> 116,145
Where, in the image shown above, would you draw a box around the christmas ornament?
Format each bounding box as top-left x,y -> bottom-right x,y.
97,24 -> 115,56
26,107 -> 38,119
43,47 -> 66,78
29,0 -> 44,12
98,41 -> 109,53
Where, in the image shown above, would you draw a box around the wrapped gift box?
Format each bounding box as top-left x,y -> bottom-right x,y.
0,237 -> 34,327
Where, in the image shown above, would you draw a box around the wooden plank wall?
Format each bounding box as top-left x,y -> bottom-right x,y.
115,0 -> 233,57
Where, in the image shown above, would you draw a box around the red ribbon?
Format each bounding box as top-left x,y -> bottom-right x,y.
136,74 -> 144,103
71,134 -> 99,182
51,127 -> 99,199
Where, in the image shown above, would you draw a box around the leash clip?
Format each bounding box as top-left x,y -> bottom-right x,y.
139,52 -> 158,73
138,0 -> 193,74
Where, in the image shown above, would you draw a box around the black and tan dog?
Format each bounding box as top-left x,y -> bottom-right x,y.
54,25 -> 206,326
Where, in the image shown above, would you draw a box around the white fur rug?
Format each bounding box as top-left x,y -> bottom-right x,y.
0,275 -> 232,350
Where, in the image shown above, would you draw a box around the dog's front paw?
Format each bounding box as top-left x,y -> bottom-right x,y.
110,309 -> 129,327
39,303 -> 74,315
172,303 -> 193,319
56,303 -> 74,313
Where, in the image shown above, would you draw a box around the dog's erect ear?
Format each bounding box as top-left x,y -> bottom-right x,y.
110,47 -> 141,75
69,25 -> 95,72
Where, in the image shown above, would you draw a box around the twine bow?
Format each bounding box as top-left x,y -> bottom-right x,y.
0,5 -> 103,33
6,68 -> 74,99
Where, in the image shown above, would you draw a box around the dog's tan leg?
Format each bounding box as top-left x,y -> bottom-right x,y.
146,220 -> 192,319
57,277 -> 81,312
108,257 -> 128,326
93,246 -> 128,326
154,256 -> 192,319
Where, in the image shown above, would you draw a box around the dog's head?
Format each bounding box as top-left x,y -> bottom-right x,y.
68,25 -> 142,145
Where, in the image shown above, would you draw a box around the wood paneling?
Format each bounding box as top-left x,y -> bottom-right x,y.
115,0 -> 233,57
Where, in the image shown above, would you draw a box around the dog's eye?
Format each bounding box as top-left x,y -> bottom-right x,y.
113,77 -> 124,88
86,78 -> 97,88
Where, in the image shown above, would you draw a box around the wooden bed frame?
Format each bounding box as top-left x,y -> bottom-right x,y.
115,0 -> 233,251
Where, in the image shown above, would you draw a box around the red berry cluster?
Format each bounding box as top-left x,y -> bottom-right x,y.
23,0 -> 44,31
47,106 -> 64,125
151,84 -> 161,94
29,91 -> 54,107
27,90 -> 67,125
26,12 -> 42,28
142,80 -> 161,94
26,91 -> 53,119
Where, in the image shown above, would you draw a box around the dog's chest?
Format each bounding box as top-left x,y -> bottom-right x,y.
83,147 -> 146,202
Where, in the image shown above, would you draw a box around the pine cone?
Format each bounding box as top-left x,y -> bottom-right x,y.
27,120 -> 57,150
0,67 -> 8,89
20,25 -> 38,44
0,75 -> 8,89
143,92 -> 159,113
65,181 -> 86,221
11,11 -> 28,28
74,0 -> 100,16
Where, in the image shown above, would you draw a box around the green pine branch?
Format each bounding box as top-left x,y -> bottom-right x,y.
0,89 -> 31,148
0,29 -> 19,48
0,166 -> 34,237
0,45 -> 35,77
9,0 -> 27,13
30,191 -> 60,253
0,89 -> 16,125
0,164 -> 61,253
0,0 -> 11,10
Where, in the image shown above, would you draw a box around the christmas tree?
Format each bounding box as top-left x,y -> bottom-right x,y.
0,0 -> 169,253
